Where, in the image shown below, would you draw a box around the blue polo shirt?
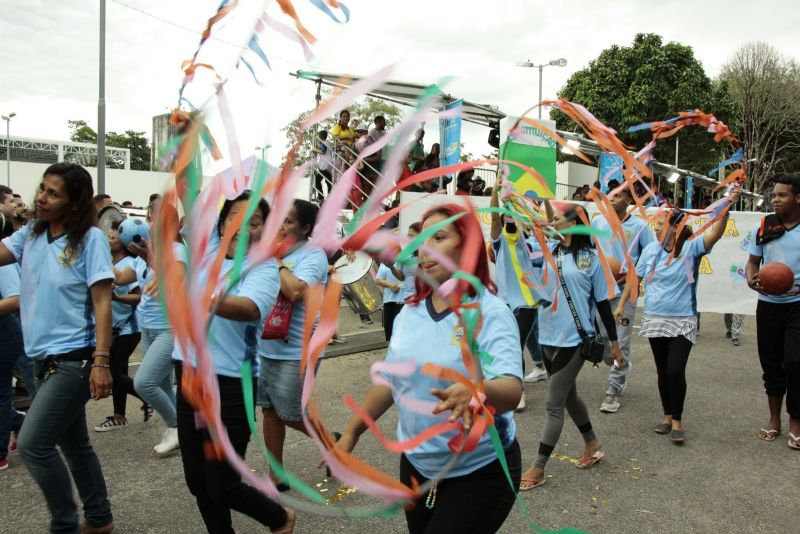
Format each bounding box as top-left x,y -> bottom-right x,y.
592,213 -> 654,268
3,224 -> 114,359
636,238 -> 707,316
172,241 -> 280,378
259,244 -> 329,361
537,245 -> 618,347
0,264 -> 21,332
747,219 -> 800,304
376,264 -> 403,304
112,256 -> 140,336
134,257 -> 170,331
400,260 -> 418,300
383,291 -> 522,479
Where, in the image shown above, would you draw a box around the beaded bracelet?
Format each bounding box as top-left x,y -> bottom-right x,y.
91,364 -> 111,369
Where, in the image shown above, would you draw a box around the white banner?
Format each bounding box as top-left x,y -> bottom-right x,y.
399,192 -> 762,315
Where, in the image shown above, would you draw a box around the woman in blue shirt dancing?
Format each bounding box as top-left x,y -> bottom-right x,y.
337,203 -> 524,534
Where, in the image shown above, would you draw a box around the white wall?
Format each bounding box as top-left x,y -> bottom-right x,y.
557,161 -> 598,188
2,161 -> 177,209
2,160 -> 314,209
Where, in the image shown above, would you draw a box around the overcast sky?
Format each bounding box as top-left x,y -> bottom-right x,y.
2,0 -> 799,169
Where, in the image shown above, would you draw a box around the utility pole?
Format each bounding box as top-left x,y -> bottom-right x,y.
98,0 -> 107,194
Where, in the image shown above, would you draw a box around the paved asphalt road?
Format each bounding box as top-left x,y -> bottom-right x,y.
1,312 -> 797,533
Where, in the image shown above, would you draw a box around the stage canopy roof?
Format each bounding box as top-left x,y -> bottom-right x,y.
292,70 -> 506,127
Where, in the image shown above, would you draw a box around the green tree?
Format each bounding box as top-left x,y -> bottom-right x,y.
552,33 -> 738,175
281,94 -> 405,165
67,120 -> 152,171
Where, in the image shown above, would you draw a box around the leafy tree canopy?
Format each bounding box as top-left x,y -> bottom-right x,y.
552,33 -> 738,175
67,120 -> 151,171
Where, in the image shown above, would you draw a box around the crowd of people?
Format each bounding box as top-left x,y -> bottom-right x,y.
312,109 -> 450,206
0,162 -> 798,534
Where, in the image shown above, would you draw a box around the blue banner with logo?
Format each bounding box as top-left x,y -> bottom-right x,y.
598,153 -> 624,193
439,99 -> 462,168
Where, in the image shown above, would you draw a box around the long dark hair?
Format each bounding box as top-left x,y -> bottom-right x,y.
558,204 -> 594,260
667,210 -> 693,256
217,190 -> 271,238
0,213 -> 14,239
32,163 -> 96,253
292,199 -> 319,240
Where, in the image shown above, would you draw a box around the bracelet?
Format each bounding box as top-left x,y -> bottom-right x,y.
91,364 -> 111,369
93,351 -> 111,357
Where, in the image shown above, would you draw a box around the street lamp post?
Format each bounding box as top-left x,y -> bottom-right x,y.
255,144 -> 272,162
98,0 -> 107,194
517,58 -> 568,119
2,112 -> 15,187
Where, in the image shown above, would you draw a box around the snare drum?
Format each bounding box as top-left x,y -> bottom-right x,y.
333,252 -> 383,314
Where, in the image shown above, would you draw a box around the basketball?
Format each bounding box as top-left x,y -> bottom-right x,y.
118,218 -> 150,248
759,262 -> 795,295
606,257 -> 622,279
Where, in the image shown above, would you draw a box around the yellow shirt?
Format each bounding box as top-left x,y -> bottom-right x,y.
331,123 -> 357,145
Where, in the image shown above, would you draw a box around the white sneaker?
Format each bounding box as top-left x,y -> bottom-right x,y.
153,427 -> 179,456
524,367 -> 547,383
515,396 -> 526,412
600,394 -> 620,413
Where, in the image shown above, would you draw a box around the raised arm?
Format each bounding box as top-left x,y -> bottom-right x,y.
703,191 -> 740,252
490,171 -> 502,241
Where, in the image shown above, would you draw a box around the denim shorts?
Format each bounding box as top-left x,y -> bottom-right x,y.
256,358 -> 304,422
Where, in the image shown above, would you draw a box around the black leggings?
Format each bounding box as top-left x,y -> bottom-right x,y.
756,300 -> 800,418
648,336 -> 693,421
110,333 -> 142,416
399,440 -> 521,534
382,302 -> 403,341
514,307 -> 537,374
175,363 -> 287,533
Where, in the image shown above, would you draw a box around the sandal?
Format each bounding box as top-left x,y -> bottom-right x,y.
789,433 -> 800,451
271,508 -> 296,534
577,450 -> 605,469
653,423 -> 671,434
519,477 -> 546,491
757,428 -> 780,442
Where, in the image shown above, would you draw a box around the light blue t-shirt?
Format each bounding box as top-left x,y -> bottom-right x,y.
592,213 -> 654,268
376,264 -> 403,304
492,229 -> 537,311
400,260 -> 417,300
2,224 -> 114,359
173,241 -> 280,378
0,263 -> 21,331
112,256 -> 140,336
259,244 -> 329,361
747,219 -> 800,304
134,257 -> 170,331
536,246 -> 618,347
384,292 -> 522,479
636,237 -> 707,316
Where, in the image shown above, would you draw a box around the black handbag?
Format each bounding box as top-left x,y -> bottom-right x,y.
557,249 -> 606,365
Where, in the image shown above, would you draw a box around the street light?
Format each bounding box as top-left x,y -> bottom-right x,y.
255,144 -> 272,161
2,112 -> 16,187
517,58 -> 568,119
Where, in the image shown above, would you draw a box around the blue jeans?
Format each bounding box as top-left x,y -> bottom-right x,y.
133,328 -> 176,428
0,320 -> 26,461
16,352 -> 37,400
18,356 -> 113,533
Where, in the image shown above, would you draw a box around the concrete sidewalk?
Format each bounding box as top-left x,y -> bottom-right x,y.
1,312 -> 796,533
